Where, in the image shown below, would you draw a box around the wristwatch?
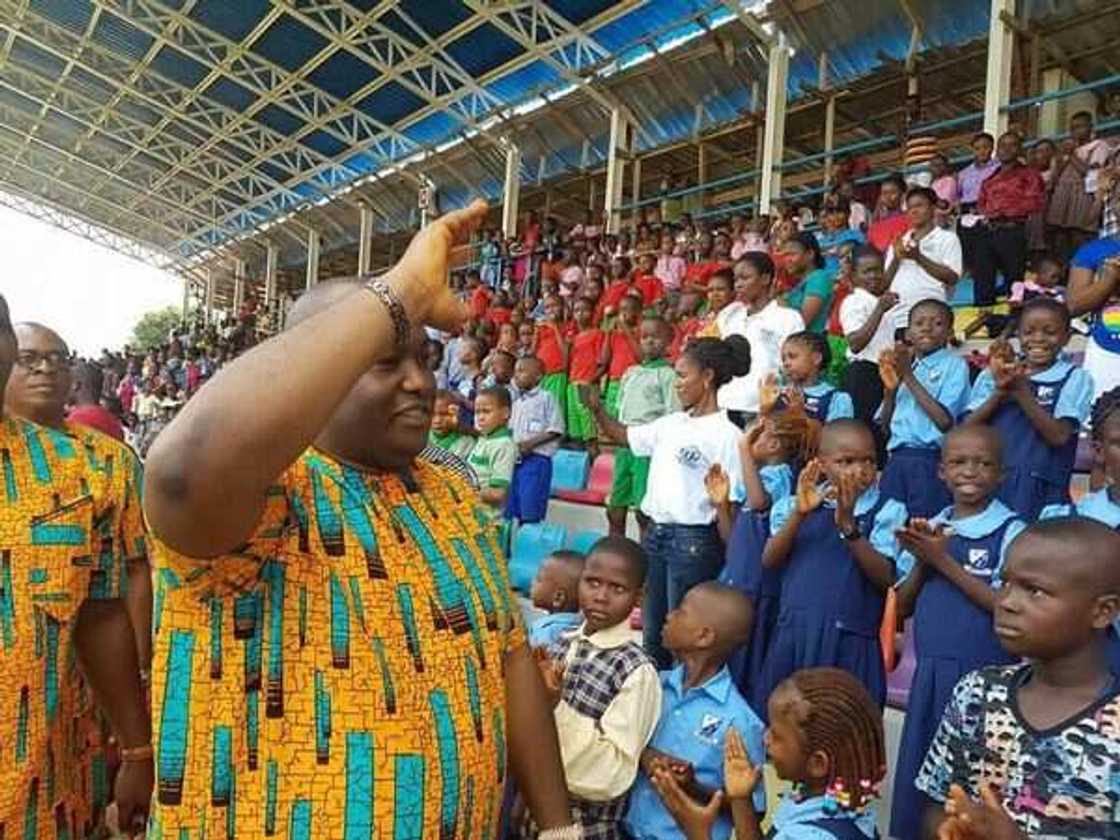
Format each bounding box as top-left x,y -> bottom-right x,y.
840,523 -> 862,542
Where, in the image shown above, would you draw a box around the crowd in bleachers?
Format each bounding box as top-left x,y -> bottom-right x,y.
416,113 -> 1120,839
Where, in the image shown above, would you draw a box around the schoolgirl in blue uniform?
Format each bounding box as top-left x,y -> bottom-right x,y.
964,297 -> 1095,521
758,419 -> 906,708
716,409 -> 820,710
888,426 -> 1024,840
771,331 -> 854,423
1041,386 -> 1120,673
878,298 -> 970,518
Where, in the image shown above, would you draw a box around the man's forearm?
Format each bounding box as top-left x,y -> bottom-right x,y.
74,599 -> 150,748
505,644 -> 573,830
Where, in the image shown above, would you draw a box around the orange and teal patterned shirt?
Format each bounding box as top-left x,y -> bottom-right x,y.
0,416 -> 147,840
148,446 -> 525,839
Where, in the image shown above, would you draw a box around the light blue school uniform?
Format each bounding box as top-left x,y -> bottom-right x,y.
527,611 -> 583,649
894,500 -> 1027,583
967,358 -> 1095,520
880,347 -> 971,517
624,665 -> 767,840
758,486 -> 907,708
769,793 -> 880,839
802,382 -> 855,423
1041,487 -> 1120,530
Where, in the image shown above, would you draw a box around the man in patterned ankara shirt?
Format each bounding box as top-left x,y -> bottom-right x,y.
0,296 -> 152,839
143,201 -> 579,840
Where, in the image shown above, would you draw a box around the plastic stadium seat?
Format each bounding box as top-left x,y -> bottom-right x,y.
509,523 -> 568,593
550,449 -> 590,494
567,530 -> 601,555
554,452 -> 615,505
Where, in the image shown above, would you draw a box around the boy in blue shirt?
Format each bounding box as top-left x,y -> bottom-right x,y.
878,298 -> 971,516
624,582 -> 767,840
527,549 -> 585,649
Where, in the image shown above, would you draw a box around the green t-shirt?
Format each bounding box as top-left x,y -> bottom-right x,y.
428,430 -> 476,461
467,428 -> 517,492
617,359 -> 681,425
783,268 -> 835,333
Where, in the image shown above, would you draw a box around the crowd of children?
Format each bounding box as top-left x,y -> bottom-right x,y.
409,129 -> 1120,838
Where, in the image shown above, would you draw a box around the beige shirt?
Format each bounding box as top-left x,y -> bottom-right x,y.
554,621 -> 663,801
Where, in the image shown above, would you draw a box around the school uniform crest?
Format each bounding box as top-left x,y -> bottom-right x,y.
695,714 -> 723,741
966,548 -> 993,575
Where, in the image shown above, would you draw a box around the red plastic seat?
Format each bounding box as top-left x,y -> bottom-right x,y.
554,452 -> 615,505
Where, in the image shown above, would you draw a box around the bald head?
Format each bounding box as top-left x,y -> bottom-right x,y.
14,322 -> 68,354
285,279 -> 362,329
5,321 -> 71,428
1012,517 -> 1120,595
687,582 -> 755,650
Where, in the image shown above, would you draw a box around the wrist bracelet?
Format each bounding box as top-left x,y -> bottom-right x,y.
361,276 -> 411,354
538,825 -> 582,840
120,744 -> 154,763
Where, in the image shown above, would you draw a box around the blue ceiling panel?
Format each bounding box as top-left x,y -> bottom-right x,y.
356,81 -> 427,126
443,22 -> 524,78
396,0 -> 473,40
306,51 -> 380,101
252,14 -> 330,73
189,0 -> 271,43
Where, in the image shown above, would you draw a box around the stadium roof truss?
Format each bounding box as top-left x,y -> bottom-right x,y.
0,0 -> 1116,294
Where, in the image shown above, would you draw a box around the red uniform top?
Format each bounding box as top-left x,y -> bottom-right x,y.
978,163 -> 1046,220
569,328 -> 605,383
66,405 -> 124,442
867,212 -> 910,253
684,261 -> 723,289
601,280 -> 633,313
632,273 -> 665,306
606,327 -> 642,381
536,322 -> 568,374
488,306 -> 512,326
669,318 -> 703,360
469,286 -> 493,320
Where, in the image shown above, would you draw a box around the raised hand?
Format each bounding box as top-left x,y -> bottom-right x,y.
878,349 -> 899,392
877,290 -> 901,312
387,199 -> 489,331
759,372 -> 781,415
796,458 -> 827,514
705,463 -> 731,506
896,518 -> 951,569
892,340 -> 914,376
723,728 -> 761,801
650,768 -> 723,840
579,383 -> 603,412
940,784 -> 1026,840
833,472 -> 861,533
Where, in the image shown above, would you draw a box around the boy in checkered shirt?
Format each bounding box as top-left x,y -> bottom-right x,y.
520,536 -> 662,840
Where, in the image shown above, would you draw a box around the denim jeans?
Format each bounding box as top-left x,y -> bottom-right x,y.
641,522 -> 724,669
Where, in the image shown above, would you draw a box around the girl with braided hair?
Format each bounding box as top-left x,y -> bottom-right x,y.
648,667 -> 885,839
708,408 -> 821,711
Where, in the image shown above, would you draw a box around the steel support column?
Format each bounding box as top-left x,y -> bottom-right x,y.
306,230 -> 321,290
501,139 -> 521,239
265,242 -> 279,330
181,275 -> 191,323
233,258 -> 246,313
759,33 -> 790,214
604,107 -> 630,235
204,267 -> 215,325
358,205 -> 375,276
630,156 -> 642,224
984,0 -> 1015,137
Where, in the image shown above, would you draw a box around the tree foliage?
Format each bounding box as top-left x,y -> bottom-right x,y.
130,306 -> 181,351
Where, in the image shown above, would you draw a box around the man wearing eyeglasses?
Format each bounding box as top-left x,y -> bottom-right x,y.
0,307 -> 153,839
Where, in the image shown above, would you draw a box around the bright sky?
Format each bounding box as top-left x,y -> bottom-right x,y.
0,203 -> 182,357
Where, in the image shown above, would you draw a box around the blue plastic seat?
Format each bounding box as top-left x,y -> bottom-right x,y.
550,448 -> 590,494
509,522 -> 568,593
567,530 -> 601,555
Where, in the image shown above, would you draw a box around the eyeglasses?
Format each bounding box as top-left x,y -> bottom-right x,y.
15,350 -> 69,371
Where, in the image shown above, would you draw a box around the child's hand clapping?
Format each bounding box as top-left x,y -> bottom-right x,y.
535,654 -> 565,707
796,459 -> 827,514
988,339 -> 1024,393
650,768 -> 723,840
896,518 -> 951,570
938,784 -> 1026,840
759,373 -> 781,415
704,464 -> 731,506
833,472 -> 860,533
722,728 -> 761,800
878,349 -> 900,392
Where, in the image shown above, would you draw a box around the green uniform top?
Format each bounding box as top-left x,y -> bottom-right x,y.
429,429 -> 477,461
617,358 -> 681,425
467,426 -> 518,490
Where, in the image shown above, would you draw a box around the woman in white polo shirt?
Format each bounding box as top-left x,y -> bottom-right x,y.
885,186 -> 962,332
585,335 -> 750,668
716,252 -> 805,424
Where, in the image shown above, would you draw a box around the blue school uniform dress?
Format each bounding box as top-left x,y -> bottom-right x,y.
719,464 -> 794,706
1042,488 -> 1120,675
624,665 -> 767,840
800,382 -> 855,423
767,794 -> 880,839
528,611 -> 583,649
967,358 -> 1094,521
879,347 -> 970,517
888,500 -> 1024,840
759,487 -> 907,709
